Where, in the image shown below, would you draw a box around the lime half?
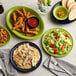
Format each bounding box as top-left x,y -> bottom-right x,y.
42,0 -> 47,6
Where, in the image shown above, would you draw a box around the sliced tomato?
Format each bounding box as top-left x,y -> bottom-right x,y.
54,48 -> 58,54
50,44 -> 54,48
46,35 -> 49,37
61,45 -> 64,50
65,34 -> 68,37
0,37 -> 2,40
54,34 -> 58,38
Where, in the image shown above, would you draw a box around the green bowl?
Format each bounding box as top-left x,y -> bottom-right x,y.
6,6 -> 44,40
0,26 -> 11,46
53,6 -> 69,20
42,28 -> 73,57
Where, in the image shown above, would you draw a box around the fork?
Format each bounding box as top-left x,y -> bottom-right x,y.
51,59 -> 73,76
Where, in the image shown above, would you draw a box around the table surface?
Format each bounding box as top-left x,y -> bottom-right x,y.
0,0 -> 76,76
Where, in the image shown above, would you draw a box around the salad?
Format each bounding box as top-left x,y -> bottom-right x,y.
42,28 -> 73,57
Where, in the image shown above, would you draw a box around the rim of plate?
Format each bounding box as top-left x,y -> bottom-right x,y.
6,6 -> 44,40
42,28 -> 73,57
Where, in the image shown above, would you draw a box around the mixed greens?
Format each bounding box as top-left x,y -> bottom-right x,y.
44,28 -> 73,55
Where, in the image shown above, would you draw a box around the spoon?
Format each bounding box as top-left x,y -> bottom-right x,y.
0,2 -> 4,14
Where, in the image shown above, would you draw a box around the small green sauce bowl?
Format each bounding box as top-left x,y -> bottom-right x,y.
53,6 -> 69,20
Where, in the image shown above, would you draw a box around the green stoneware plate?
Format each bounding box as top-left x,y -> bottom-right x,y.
42,28 -> 73,57
6,6 -> 44,40
0,26 -> 11,46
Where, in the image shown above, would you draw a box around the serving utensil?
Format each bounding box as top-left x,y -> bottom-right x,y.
51,58 -> 73,76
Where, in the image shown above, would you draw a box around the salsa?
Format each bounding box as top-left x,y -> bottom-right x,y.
0,28 -> 8,43
43,28 -> 73,55
28,18 -> 39,27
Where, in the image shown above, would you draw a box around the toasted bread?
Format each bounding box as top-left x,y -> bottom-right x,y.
69,5 -> 76,12
61,0 -> 67,7
66,0 -> 75,8
68,2 -> 76,11
69,8 -> 76,21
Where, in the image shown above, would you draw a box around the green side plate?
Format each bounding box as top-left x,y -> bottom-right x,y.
42,28 -> 73,57
6,6 -> 44,40
0,26 -> 11,46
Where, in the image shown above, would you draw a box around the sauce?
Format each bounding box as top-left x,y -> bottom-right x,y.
28,18 -> 39,27
56,9 -> 66,18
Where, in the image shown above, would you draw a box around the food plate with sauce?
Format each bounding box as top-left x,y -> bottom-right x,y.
10,41 -> 42,72
42,28 -> 73,57
6,6 -> 44,40
50,1 -> 76,24
0,26 -> 11,46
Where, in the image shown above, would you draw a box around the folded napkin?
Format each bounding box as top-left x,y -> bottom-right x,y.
43,56 -> 76,76
0,49 -> 17,76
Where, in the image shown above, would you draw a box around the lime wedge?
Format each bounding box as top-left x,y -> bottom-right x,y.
42,0 -> 47,6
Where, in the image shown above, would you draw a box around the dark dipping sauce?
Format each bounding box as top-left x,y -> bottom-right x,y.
28,18 -> 39,28
0,5 -> 4,14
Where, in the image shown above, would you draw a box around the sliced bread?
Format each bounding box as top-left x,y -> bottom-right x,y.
66,0 -> 75,8
69,5 -> 76,12
61,0 -> 67,7
68,2 -> 76,11
69,8 -> 76,21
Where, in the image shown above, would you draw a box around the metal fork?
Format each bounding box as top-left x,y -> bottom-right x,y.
51,59 -> 73,76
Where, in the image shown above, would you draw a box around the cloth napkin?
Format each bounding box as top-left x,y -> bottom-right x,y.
43,56 -> 76,76
0,49 -> 17,76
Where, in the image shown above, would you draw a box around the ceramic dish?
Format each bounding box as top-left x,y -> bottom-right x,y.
10,41 -> 42,72
27,17 -> 39,28
0,26 -> 11,46
42,28 -> 73,57
50,1 -> 76,24
53,6 -> 69,20
6,6 -> 44,39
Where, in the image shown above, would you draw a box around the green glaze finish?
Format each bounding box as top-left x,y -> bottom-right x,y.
6,6 -> 44,40
42,28 -> 73,57
53,6 -> 69,20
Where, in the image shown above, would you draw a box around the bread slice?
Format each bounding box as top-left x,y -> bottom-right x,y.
68,2 -> 76,11
69,8 -> 76,21
61,0 -> 67,7
69,5 -> 76,12
66,0 -> 75,8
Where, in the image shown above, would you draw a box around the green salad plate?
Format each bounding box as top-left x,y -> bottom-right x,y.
42,28 -> 73,57
0,26 -> 11,46
6,6 -> 44,40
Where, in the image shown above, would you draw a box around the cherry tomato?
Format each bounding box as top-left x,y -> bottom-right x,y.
54,49 -> 58,54
61,45 -> 64,50
52,30 -> 55,33
65,34 -> 68,37
50,44 -> 54,48
54,34 -> 58,38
